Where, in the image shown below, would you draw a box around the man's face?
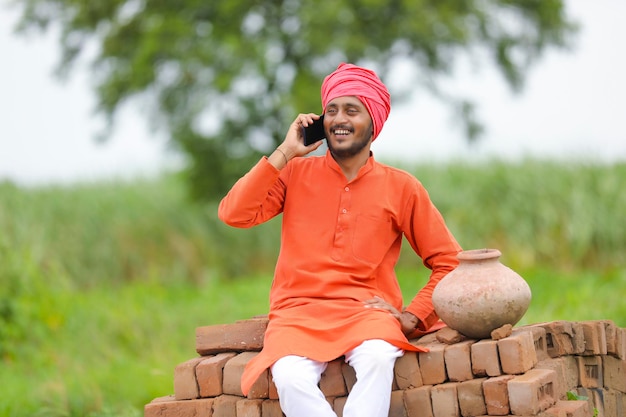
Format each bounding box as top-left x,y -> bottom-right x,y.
323,96 -> 373,159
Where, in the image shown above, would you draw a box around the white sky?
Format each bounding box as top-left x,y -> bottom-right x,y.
1,0 -> 625,186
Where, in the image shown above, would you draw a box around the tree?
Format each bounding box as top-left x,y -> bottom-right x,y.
13,0 -> 577,198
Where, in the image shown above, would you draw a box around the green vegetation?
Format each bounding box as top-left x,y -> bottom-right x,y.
1,160 -> 624,416
567,391 -> 599,416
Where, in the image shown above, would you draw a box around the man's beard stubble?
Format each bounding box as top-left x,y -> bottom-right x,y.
326,125 -> 373,160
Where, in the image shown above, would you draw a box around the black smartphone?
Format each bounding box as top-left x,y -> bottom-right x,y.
302,116 -> 326,146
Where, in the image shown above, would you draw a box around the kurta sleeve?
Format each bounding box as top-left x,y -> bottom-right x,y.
400,180 -> 462,331
218,157 -> 288,228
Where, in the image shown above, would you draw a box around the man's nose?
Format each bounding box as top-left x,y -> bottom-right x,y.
334,110 -> 348,124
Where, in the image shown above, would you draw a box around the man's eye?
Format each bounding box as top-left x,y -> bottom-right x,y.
326,109 -> 337,115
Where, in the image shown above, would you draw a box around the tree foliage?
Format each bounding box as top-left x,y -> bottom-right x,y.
13,0 -> 577,198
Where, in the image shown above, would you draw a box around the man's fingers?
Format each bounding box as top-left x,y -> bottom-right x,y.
363,297 -> 400,316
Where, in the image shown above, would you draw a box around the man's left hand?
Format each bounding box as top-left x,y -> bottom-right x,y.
364,296 -> 419,335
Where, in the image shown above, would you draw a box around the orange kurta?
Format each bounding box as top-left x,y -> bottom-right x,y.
218,151 -> 461,394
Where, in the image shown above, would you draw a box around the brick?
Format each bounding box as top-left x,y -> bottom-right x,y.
430,382 -> 459,417
444,340 -> 475,382
268,369 -> 279,399
197,352 -> 237,398
483,374 -> 515,416
580,321 -> 608,356
524,325 -> 550,362
320,359 -> 347,397
223,352 -> 269,399
614,327 -> 626,360
491,323 -> 513,340
261,399 -> 284,417
576,356 -> 603,389
389,390 -> 408,417
196,318 -> 268,355
326,397 -> 335,408
605,389 -> 626,417
597,320 -> 618,356
498,329 -> 537,375
559,356 -> 580,396
589,388 -> 605,417
412,332 -> 438,346
144,396 -> 214,417
545,401 -> 590,417
395,351 -> 423,389
333,396 -> 347,416
541,406 -> 568,417
538,321 -> 585,357
245,370 -> 269,400
392,373 -> 399,391
148,395 -> 175,404
248,370 -> 269,400
573,387 -> 597,415
552,399 -> 593,417
174,357 -> 204,400
535,357 -> 578,400
235,398 -> 263,417
471,339 -> 502,377
419,341 -> 448,385
508,368 -> 558,415
457,377 -> 487,417
341,361 -> 357,392
436,327 -> 467,344
213,394 -> 240,417
403,386 -> 433,417
603,355 -> 626,392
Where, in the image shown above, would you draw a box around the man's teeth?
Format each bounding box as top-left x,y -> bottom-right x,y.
334,129 -> 351,135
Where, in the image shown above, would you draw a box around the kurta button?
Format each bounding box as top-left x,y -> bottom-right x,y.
342,209 -> 347,213
345,187 -> 350,191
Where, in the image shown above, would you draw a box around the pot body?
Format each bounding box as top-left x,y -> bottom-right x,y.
432,249 -> 532,339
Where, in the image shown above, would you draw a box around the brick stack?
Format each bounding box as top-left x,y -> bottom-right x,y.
144,318 -> 626,417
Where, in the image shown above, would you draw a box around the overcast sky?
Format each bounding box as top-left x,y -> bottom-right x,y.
1,0 -> 625,186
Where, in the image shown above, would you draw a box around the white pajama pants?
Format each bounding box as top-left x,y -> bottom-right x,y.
270,339 -> 403,417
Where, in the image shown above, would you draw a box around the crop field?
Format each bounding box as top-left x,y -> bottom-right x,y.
1,159 -> 624,416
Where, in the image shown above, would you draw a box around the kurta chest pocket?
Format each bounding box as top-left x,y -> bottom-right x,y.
352,214 -> 398,266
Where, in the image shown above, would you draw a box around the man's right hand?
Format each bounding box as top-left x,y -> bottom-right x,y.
269,113 -> 324,169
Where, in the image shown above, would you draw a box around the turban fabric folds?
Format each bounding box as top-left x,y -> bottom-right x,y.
321,63 -> 391,141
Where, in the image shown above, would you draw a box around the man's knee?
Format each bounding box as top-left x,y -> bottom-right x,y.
271,356 -> 325,392
346,340 -> 403,372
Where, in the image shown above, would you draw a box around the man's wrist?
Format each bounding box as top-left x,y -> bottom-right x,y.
401,310 -> 420,329
277,146 -> 297,161
275,148 -> 289,165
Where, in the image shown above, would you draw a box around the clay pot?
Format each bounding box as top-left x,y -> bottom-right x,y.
432,249 -> 532,339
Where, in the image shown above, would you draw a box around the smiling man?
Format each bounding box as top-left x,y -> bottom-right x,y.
218,63 -> 462,417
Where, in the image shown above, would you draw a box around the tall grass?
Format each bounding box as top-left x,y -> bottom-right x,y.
0,159 -> 624,416
0,175 -> 281,288
403,159 -> 626,271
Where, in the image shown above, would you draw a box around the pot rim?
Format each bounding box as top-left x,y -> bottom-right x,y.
457,248 -> 502,261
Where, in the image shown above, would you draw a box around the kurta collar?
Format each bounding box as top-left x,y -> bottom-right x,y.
324,150 -> 376,182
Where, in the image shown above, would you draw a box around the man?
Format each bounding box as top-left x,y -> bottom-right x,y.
218,63 -> 461,417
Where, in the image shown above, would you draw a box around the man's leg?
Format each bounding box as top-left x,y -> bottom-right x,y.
343,339 -> 403,417
271,355 -> 337,417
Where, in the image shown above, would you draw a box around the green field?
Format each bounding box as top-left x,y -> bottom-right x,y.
1,159 -> 624,416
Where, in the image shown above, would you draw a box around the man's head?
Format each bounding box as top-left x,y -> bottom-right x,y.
321,63 -> 391,141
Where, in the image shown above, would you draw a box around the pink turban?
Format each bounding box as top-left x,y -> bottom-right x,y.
321,63 -> 391,141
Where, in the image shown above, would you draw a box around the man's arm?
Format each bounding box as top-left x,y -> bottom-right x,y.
400,182 -> 462,331
218,113 -> 324,228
